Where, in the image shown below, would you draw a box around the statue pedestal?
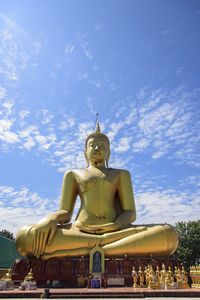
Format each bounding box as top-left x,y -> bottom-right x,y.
12,257 -> 180,288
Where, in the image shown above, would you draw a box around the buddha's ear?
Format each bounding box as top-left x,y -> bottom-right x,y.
106,150 -> 111,168
84,150 -> 89,168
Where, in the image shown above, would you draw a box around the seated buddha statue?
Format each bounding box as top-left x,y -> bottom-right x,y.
16,121 -> 178,259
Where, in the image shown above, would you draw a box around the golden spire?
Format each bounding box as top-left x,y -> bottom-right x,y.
95,112 -> 100,132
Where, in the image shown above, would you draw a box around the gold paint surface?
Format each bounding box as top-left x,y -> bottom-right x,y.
15,126 -> 178,259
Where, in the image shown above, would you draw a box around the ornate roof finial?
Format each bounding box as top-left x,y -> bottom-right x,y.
95,112 -> 100,133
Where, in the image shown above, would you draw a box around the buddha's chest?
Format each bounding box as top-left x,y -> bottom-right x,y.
74,168 -> 119,193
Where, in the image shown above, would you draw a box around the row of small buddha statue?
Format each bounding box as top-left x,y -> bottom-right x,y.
0,268 -> 37,291
190,266 -> 200,289
132,264 -> 190,289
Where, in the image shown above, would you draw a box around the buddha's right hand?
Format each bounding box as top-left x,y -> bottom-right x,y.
32,215 -> 57,258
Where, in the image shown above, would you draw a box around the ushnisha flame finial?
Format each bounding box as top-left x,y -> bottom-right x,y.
95,112 -> 100,133
85,113 -> 110,150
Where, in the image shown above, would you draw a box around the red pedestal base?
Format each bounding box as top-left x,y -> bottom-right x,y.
12,256 -> 180,288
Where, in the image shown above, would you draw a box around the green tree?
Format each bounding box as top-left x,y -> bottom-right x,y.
174,220 -> 200,271
0,229 -> 15,241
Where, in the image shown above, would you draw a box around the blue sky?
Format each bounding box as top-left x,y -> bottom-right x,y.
0,0 -> 200,235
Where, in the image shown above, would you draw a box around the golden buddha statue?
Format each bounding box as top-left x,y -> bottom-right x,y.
132,266 -> 138,288
160,263 -> 167,282
148,268 -> 160,289
1,268 -> 12,283
24,269 -> 34,282
138,266 -> 145,287
156,266 -> 160,279
15,120 -> 178,259
167,266 -> 174,285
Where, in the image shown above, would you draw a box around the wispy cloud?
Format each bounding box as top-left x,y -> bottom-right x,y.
114,137 -> 132,153
40,110 -> 54,125
0,185 -> 58,235
0,86 -> 199,173
19,110 -> 30,119
136,188 -> 200,225
76,34 -> 94,60
0,87 -> 7,99
0,85 -> 199,233
65,44 -> 74,56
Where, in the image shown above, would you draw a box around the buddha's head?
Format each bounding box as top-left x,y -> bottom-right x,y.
84,121 -> 110,167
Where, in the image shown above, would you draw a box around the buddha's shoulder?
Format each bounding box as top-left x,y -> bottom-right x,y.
63,168 -> 91,177
106,168 -> 131,176
63,168 -> 131,177
108,168 -> 130,174
109,168 -> 131,180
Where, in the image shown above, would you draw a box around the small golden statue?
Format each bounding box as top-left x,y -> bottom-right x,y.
1,268 -> 13,283
174,266 -> 179,281
160,263 -> 167,282
148,268 -> 160,289
180,266 -> 190,289
21,268 -> 37,290
164,272 -> 171,287
144,265 -> 150,286
77,275 -> 86,288
138,266 -> 145,287
132,266 -> 138,288
24,269 -> 34,282
167,266 -> 174,285
0,268 -> 14,290
176,266 -> 189,289
156,265 -> 160,279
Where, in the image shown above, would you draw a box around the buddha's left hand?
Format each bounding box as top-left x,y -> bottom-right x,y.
78,222 -> 122,234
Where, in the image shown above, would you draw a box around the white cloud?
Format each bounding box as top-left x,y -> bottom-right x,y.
36,133 -> 56,151
0,185 -> 58,235
18,126 -> 38,138
59,121 -> 67,130
23,136 -> 36,150
133,139 -> 150,152
40,110 -> 53,124
0,119 -> 13,132
2,101 -> 13,115
114,137 -> 132,153
35,135 -> 47,145
68,118 -> 75,127
0,131 -> 19,143
59,118 -> 75,130
0,86 -> 199,177
82,47 -> 93,60
65,44 -> 74,56
19,110 -> 30,119
76,33 -> 93,60
76,121 -> 93,142
135,189 -> 200,225
152,150 -> 166,159
107,122 -> 124,141
124,108 -> 137,125
0,87 -> 7,99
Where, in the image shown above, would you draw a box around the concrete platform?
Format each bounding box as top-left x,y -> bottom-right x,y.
0,287 -> 200,298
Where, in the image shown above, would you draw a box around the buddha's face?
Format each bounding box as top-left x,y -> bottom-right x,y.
85,136 -> 110,166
